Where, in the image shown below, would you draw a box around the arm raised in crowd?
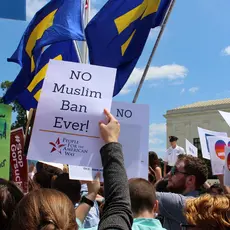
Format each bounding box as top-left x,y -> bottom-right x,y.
98,109 -> 133,230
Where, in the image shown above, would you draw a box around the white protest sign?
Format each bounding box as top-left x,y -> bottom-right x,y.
69,101 -> 149,180
224,146 -> 230,186
27,60 -> 116,167
207,136 -> 230,175
197,127 -> 227,160
185,139 -> 198,157
219,110 -> 230,127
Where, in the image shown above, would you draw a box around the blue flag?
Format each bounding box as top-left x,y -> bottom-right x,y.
3,0 -> 84,107
5,40 -> 79,110
85,0 -> 171,96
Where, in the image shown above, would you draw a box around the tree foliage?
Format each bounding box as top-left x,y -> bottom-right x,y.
0,81 -> 27,130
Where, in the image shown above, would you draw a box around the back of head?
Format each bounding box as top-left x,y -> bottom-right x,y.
52,173 -> 81,204
185,194 -> 230,230
149,151 -> 159,169
0,178 -> 24,229
129,178 -> 156,216
33,171 -> 54,188
209,184 -> 224,195
36,162 -> 63,175
178,154 -> 208,189
10,188 -> 77,230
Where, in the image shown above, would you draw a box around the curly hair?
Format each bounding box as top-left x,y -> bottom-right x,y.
185,194 -> 230,230
177,154 -> 208,189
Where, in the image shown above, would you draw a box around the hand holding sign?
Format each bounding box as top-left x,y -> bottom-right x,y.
99,109 -> 120,144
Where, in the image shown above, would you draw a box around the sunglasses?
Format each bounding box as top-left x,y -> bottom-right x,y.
171,166 -> 190,176
180,224 -> 196,230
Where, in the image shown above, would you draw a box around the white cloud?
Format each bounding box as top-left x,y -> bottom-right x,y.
189,87 -> 199,93
170,80 -> 184,86
26,0 -> 48,20
180,88 -> 185,94
149,123 -> 166,136
149,123 -> 166,158
120,64 -> 188,94
222,46 -> 230,56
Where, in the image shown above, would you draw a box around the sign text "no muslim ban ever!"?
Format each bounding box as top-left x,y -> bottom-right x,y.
27,60 -> 116,167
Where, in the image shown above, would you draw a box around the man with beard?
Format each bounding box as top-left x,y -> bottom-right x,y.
156,154 -> 208,230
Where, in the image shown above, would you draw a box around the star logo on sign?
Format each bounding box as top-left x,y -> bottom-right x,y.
49,138 -> 65,154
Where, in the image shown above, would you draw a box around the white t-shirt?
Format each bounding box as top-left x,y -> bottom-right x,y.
164,145 -> 185,166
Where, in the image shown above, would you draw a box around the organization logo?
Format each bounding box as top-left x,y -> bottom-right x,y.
49,138 -> 66,154
48,137 -> 88,156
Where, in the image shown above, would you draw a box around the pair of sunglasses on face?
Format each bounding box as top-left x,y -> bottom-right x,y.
170,166 -> 190,176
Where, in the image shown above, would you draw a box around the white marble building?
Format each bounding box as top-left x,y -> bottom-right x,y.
164,99 -> 230,150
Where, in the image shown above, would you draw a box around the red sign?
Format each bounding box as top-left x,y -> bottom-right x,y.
10,128 -> 28,193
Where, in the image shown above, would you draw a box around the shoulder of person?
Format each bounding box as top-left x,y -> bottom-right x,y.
177,146 -> 185,151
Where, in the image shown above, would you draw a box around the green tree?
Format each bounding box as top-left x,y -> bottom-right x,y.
0,80 -> 27,130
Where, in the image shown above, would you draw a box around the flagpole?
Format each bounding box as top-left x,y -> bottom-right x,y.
83,0 -> 90,63
132,0 -> 176,103
73,40 -> 83,63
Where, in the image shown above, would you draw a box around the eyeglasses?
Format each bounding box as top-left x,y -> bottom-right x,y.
180,224 -> 196,230
171,166 -> 190,176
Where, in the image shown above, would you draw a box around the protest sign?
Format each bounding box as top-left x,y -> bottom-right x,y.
207,136 -> 230,175
27,60 -> 116,167
219,110 -> 230,127
224,146 -> 230,186
69,101 -> 149,180
0,104 -> 12,180
185,139 -> 198,157
10,128 -> 28,193
198,127 -> 227,160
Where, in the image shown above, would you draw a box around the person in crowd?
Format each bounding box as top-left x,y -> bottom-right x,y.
149,151 -> 162,183
36,161 -> 63,175
79,182 -> 100,228
164,136 -> 185,176
52,173 -> 100,228
76,109 -> 133,230
129,178 -> 166,230
33,170 -> 54,188
0,178 -> 24,230
208,183 -> 224,195
52,173 -> 81,205
10,189 -> 78,230
156,154 -> 208,230
33,162 -> 63,189
184,193 -> 230,230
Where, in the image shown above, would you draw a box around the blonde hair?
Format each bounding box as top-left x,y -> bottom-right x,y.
185,194 -> 230,230
10,189 -> 77,230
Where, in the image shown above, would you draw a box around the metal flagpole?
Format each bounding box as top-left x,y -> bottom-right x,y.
82,0 -> 90,63
73,40 -> 83,63
132,0 -> 176,103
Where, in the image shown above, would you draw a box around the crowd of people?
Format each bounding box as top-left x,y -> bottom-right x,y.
0,109 -> 230,230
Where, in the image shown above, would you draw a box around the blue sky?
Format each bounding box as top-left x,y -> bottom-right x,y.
1,0 -> 230,158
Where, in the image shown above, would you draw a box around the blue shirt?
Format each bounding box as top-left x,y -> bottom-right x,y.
75,184 -> 100,228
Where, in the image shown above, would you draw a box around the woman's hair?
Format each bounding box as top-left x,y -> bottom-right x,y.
0,178 -> 24,229
149,151 -> 160,169
209,184 -> 224,195
33,171 -> 54,188
10,188 -> 77,230
185,194 -> 230,230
